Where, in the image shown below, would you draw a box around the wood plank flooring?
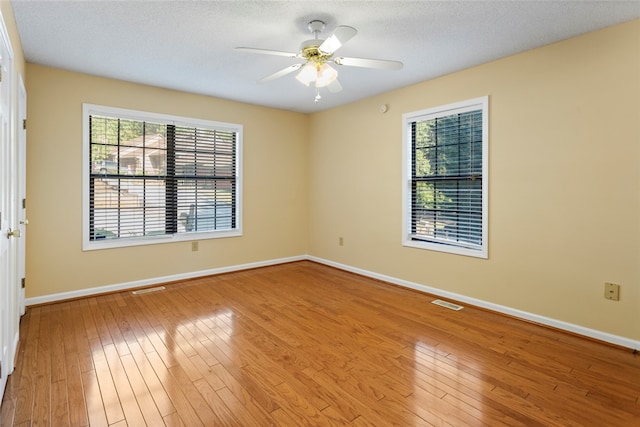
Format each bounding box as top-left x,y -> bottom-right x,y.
1,260 -> 639,426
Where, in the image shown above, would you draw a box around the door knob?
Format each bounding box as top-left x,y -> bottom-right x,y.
6,228 -> 21,239
19,219 -> 29,225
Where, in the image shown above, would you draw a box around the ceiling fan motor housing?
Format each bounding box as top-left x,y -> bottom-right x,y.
301,20 -> 331,64
300,39 -> 330,64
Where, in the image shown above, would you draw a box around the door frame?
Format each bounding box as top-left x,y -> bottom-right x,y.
17,74 -> 26,316
0,6 -> 16,403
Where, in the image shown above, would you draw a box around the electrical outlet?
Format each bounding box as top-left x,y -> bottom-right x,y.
604,282 -> 620,301
192,241 -> 199,252
339,237 -> 344,246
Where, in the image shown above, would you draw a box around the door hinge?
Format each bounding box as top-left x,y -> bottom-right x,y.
21,277 -> 25,289
0,361 -> 2,378
22,118 -> 26,130
22,198 -> 26,209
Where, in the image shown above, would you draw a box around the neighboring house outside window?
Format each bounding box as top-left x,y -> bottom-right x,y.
83,104 -> 242,250
402,96 -> 488,258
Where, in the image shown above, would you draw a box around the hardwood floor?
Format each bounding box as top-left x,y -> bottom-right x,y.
1,261 -> 639,426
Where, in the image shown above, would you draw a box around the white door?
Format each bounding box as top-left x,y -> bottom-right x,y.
0,55 -> 10,404
0,15 -> 14,403
17,75 -> 26,316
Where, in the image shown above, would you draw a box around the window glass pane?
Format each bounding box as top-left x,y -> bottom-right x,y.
119,122 -> 166,176
90,116 -> 121,175
86,106 -> 241,247
174,126 -> 236,234
90,115 -> 170,241
90,177 -> 166,240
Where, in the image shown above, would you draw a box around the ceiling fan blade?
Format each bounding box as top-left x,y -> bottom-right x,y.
235,47 -> 298,58
334,56 -> 403,70
257,64 -> 304,84
319,25 -> 357,54
327,78 -> 342,93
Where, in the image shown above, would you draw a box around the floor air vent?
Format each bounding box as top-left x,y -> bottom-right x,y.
431,299 -> 464,311
131,286 -> 166,295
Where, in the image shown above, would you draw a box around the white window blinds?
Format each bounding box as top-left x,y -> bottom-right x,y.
84,105 -> 242,249
403,97 -> 488,258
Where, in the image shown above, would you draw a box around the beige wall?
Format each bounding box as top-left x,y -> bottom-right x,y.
23,19 -> 639,341
308,20 -> 640,341
25,65 -> 309,297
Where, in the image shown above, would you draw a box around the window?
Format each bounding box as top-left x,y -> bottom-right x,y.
83,104 -> 242,250
402,96 -> 488,258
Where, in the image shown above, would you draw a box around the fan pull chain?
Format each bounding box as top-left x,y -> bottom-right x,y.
314,87 -> 322,103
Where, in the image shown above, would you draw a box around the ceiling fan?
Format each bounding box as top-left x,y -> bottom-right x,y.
236,20 -> 403,103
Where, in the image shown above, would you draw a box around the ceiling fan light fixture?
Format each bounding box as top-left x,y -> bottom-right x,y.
295,63 -> 316,86
315,63 -> 338,88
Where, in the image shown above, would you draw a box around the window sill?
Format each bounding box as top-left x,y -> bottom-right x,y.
403,238 -> 487,259
82,229 -> 242,251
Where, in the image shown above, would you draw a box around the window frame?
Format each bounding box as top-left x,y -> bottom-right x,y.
402,96 -> 488,259
82,104 -> 243,251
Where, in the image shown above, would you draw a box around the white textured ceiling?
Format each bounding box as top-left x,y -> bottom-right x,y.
11,1 -> 640,113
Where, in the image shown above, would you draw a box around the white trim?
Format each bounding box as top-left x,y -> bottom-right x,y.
24,254 -> 639,350
308,256 -> 640,350
25,255 -> 305,306
402,96 -> 489,259
12,329 -> 19,369
0,9 -> 14,60
17,74 -> 26,317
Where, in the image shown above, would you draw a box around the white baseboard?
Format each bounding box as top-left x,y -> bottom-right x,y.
24,255 -> 306,306
10,329 -> 19,373
308,256 -> 640,351
25,254 -> 639,350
